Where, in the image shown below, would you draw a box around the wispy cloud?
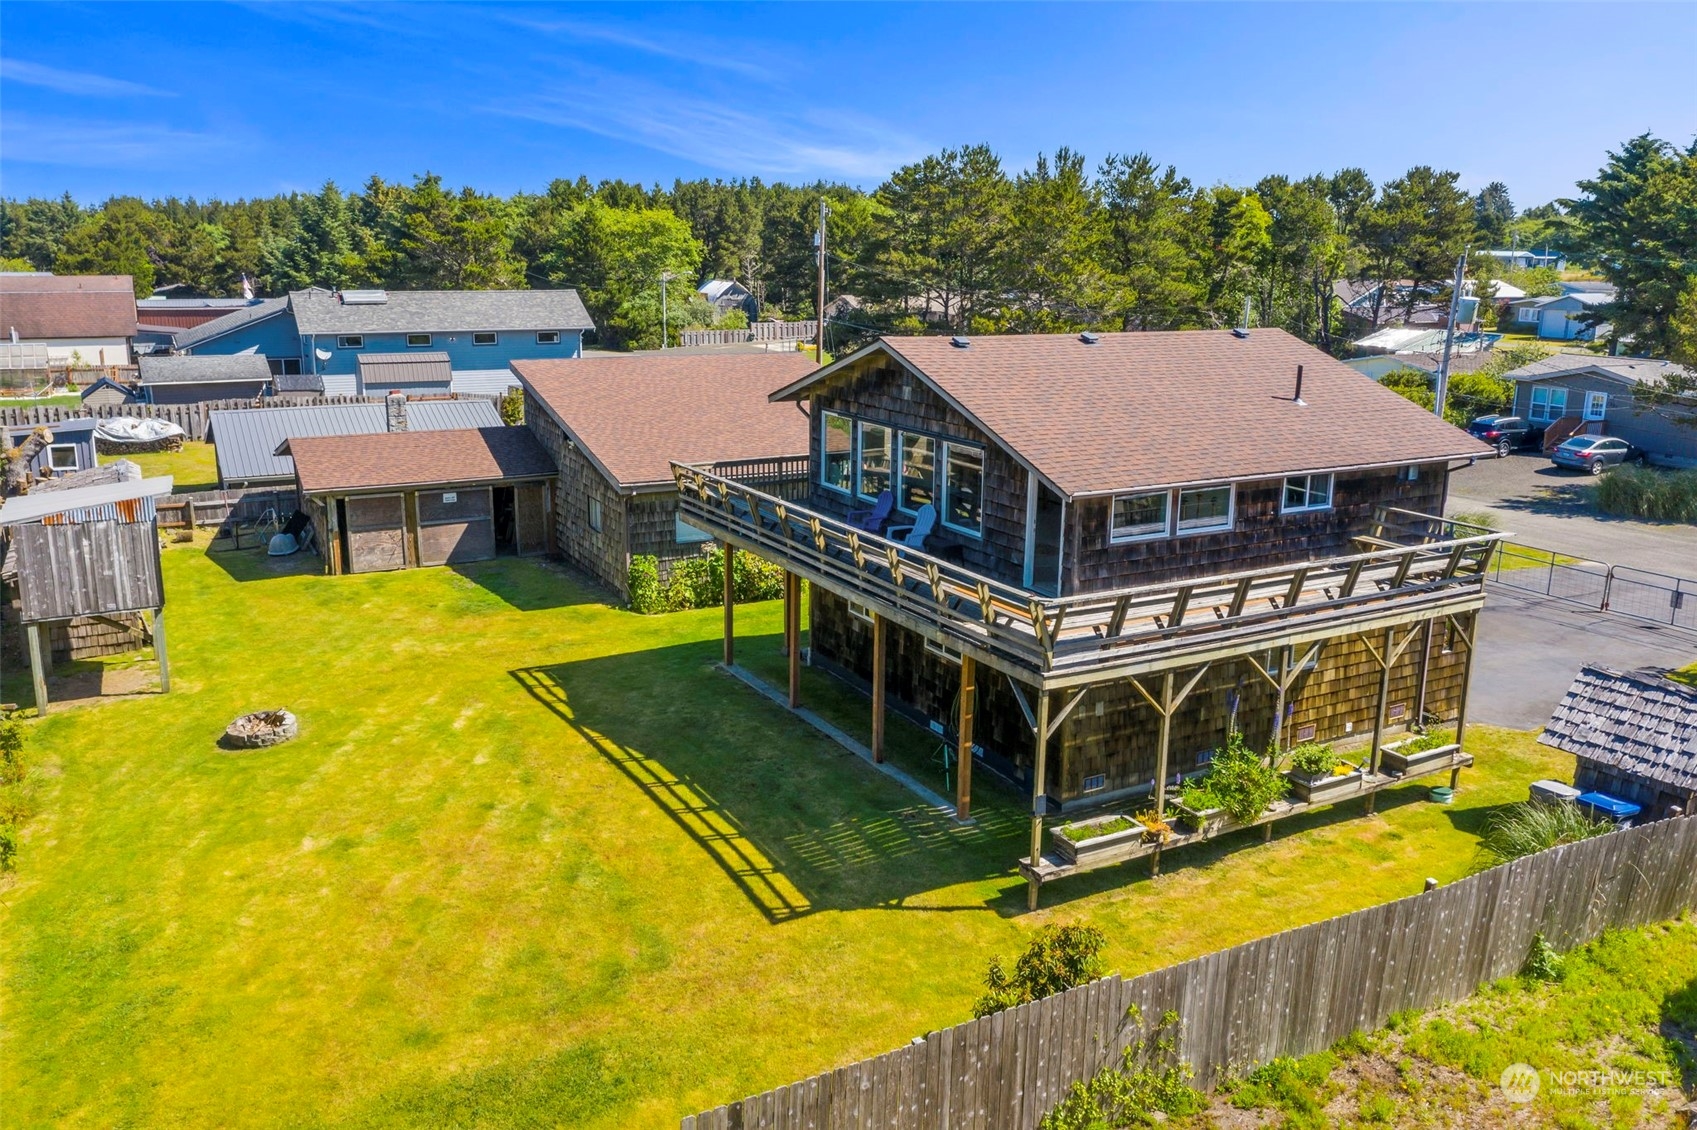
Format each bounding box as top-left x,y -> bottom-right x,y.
499,15 -> 775,81
0,115 -> 240,169
486,73 -> 926,182
1,58 -> 172,98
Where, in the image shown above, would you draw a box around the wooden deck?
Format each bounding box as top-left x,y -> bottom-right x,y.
1019,750 -> 1475,887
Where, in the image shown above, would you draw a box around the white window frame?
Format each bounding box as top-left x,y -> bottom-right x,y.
48,443 -> 81,471
675,513 -> 711,545
1176,484 -> 1234,536
472,331 -> 498,347
924,637 -> 963,664
847,600 -> 874,624
819,410 -> 854,496
1280,473 -> 1333,514
939,440 -> 984,538
336,335 -> 364,349
1583,391 -> 1608,421
1530,386 -> 1569,423
587,496 -> 603,533
1516,305 -> 1540,323
896,430 -> 936,515
536,331 -> 561,345
1109,490 -> 1171,543
406,333 -> 433,348
856,420 -> 891,502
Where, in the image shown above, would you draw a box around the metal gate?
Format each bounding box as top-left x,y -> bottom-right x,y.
1604,566 -> 1697,630
1490,542 -> 1697,632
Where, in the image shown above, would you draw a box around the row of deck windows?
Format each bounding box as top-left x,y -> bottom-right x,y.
821,412 -> 985,537
1107,472 -> 1333,543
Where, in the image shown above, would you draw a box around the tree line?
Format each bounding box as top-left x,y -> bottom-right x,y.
1,132 -> 1691,356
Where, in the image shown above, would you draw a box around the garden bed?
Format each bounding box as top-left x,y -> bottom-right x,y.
1381,734 -> 1460,776
1050,814 -> 1143,864
1287,766 -> 1364,805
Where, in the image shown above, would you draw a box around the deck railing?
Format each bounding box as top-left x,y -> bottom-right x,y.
673,463 -> 1506,685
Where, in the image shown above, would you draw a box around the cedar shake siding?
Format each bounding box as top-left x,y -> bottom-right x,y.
526,391 -> 632,597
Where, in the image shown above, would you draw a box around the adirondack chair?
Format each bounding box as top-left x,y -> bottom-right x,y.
887,503 -> 938,550
847,490 -> 894,533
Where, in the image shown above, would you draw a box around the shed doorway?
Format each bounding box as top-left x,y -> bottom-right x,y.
417,488 -> 495,566
343,494 -> 407,573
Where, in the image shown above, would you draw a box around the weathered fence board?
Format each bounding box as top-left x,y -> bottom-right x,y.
680,322 -> 816,347
682,816 -> 1697,1130
14,520 -> 163,623
155,488 -> 298,530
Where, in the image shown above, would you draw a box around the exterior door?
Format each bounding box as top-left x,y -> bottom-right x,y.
514,483 -> 549,556
345,494 -> 407,573
417,487 -> 495,566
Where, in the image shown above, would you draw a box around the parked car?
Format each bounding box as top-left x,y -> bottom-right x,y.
1549,435 -> 1643,475
1467,414 -> 1544,457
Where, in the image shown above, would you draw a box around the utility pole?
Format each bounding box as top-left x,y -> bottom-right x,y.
1434,247 -> 1469,421
815,199 -> 828,365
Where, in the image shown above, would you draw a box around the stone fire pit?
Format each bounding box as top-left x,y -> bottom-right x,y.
221,709 -> 299,750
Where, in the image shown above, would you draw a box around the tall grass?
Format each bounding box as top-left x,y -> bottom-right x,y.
1475,801 -> 1612,870
1593,464 -> 1697,523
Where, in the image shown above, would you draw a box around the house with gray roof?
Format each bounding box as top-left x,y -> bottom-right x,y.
137,353 -> 276,404
698,279 -> 757,320
1540,664 -> 1697,819
1504,353 -> 1696,466
1505,288 -> 1614,341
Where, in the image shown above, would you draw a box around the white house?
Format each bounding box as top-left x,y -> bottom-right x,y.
0,273 -> 136,367
1506,291 -> 1612,341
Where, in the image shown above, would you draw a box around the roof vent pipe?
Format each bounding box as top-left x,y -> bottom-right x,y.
1294,364 -> 1306,406
1231,327 -> 1249,339
1079,331 -> 1099,345
949,336 -> 970,349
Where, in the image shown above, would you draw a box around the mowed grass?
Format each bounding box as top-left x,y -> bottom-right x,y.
1,544 -> 1574,1128
120,440 -> 220,493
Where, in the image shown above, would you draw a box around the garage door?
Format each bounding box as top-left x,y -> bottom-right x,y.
346,494 -> 407,574
417,488 -> 495,566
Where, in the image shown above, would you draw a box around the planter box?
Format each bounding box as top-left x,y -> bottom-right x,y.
1171,803 -> 1226,835
1050,814 -> 1142,864
1380,741 -> 1461,776
1288,767 -> 1364,805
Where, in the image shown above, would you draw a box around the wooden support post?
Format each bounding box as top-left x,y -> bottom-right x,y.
26,623 -> 49,717
1151,669 -> 1174,879
1027,690 -> 1051,912
1367,627 -> 1394,814
1270,644 -> 1292,762
721,542 -> 735,667
784,572 -> 801,708
956,656 -> 976,821
1451,610 -> 1478,793
870,612 -> 887,763
152,606 -> 171,694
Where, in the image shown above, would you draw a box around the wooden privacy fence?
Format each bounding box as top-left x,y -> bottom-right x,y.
683,815 -> 1697,1129
1,395 -> 378,443
156,488 -> 298,531
680,322 -> 816,347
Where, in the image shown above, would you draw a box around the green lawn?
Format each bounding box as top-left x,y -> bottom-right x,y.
0,393 -> 82,409
120,440 -> 221,492
0,544 -> 1574,1129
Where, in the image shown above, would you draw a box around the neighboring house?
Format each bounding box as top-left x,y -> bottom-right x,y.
698,279 -> 758,321
137,354 -> 274,404
205,397 -> 503,488
513,351 -> 815,599
1482,248 -> 1567,271
171,295 -> 303,376
355,352 -> 452,396
1505,291 -> 1612,341
79,376 -> 140,408
5,418 -> 100,478
1504,354 -> 1696,466
135,296 -> 260,330
681,328 -> 1499,865
1540,664 -> 1697,820
0,274 -> 135,366
1333,280 -> 1462,332
286,426 -> 556,574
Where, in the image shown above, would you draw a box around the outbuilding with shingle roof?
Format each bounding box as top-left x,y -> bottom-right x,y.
1539,664 -> 1697,819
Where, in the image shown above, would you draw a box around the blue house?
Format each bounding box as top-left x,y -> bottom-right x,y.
175,288 -> 595,398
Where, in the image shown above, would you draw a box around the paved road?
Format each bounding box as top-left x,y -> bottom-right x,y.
1471,588 -> 1697,730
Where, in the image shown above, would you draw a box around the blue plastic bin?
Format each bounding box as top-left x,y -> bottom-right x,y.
1575,791 -> 1641,825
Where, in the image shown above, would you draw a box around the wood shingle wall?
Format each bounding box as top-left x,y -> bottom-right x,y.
526,391 -> 633,597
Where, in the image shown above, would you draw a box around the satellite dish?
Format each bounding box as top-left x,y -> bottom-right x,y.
315,348 -> 333,362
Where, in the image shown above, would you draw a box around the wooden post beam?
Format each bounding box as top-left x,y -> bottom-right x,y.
871,612 -> 888,764
1367,626 -> 1395,812
1151,669 -> 1175,879
784,572 -> 801,708
722,542 -> 735,667
1453,608 -> 1478,758
1027,689 -> 1051,912
153,607 -> 171,694
26,622 -> 49,717
956,656 -> 976,821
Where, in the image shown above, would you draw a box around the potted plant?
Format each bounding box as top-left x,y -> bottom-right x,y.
1172,779 -> 1226,834
1381,729 -> 1461,775
1284,741 -> 1363,804
1050,814 -> 1142,864
1134,811 -> 1173,845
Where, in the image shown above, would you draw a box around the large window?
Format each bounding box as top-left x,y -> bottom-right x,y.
267,357 -> 302,377
941,442 -> 984,535
1530,386 -> 1568,422
898,431 -> 934,512
1110,491 -> 1170,541
857,421 -> 890,500
1177,485 -> 1233,534
821,411 -> 853,494
1281,473 -> 1333,514
1517,305 -> 1540,323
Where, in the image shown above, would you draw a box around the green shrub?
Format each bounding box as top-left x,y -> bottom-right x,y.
1224,1051 -> 1337,1116
1394,729 -> 1452,755
0,717 -> 25,786
1057,816 -> 1137,844
1179,731 -> 1287,823
1522,932 -> 1565,982
0,716 -> 24,872
1449,509 -> 1497,531
1287,741 -> 1338,777
497,386 -> 524,426
974,924 -> 1108,1018
1593,464 -> 1697,523
1041,1008 -> 1203,1129
0,822 -> 15,872
1476,800 -> 1611,870
627,555 -> 662,614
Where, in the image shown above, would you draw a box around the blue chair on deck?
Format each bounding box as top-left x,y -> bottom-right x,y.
848,490 -> 894,533
887,504 -> 938,551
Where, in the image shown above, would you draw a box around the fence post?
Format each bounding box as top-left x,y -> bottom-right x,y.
1600,565 -> 1613,612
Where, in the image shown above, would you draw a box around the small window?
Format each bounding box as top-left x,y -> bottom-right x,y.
1110,491 -> 1170,542
1176,485 -> 1233,534
267,357 -> 302,376
821,411 -> 853,494
587,497 -> 603,532
48,444 -> 80,471
1583,391 -> 1608,421
1281,473 -> 1333,514
857,421 -> 890,500
536,331 -> 561,345
336,335 -> 364,349
1517,305 -> 1540,323
924,637 -> 963,664
897,431 -> 934,512
472,331 -> 497,346
406,333 -> 432,348
847,600 -> 874,624
675,513 -> 711,545
1530,386 -> 1568,422
1081,773 -> 1107,794
941,442 -> 983,536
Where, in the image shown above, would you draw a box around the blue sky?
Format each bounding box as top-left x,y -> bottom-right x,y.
3,2 -> 1694,208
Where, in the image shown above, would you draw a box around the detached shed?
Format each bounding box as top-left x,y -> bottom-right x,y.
138,353 -> 274,404
0,475 -> 173,713
1539,664 -> 1697,819
284,427 -> 556,574
356,351 -> 453,396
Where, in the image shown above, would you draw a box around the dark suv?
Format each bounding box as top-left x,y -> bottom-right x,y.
1468,415 -> 1544,457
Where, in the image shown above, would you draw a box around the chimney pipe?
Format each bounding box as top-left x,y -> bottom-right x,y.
1294,364 -> 1305,406
386,391 -> 408,432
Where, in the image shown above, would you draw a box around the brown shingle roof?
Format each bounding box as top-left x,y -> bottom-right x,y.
0,274 -> 138,340
287,427 -> 555,494
775,330 -> 1493,496
514,352 -> 815,489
